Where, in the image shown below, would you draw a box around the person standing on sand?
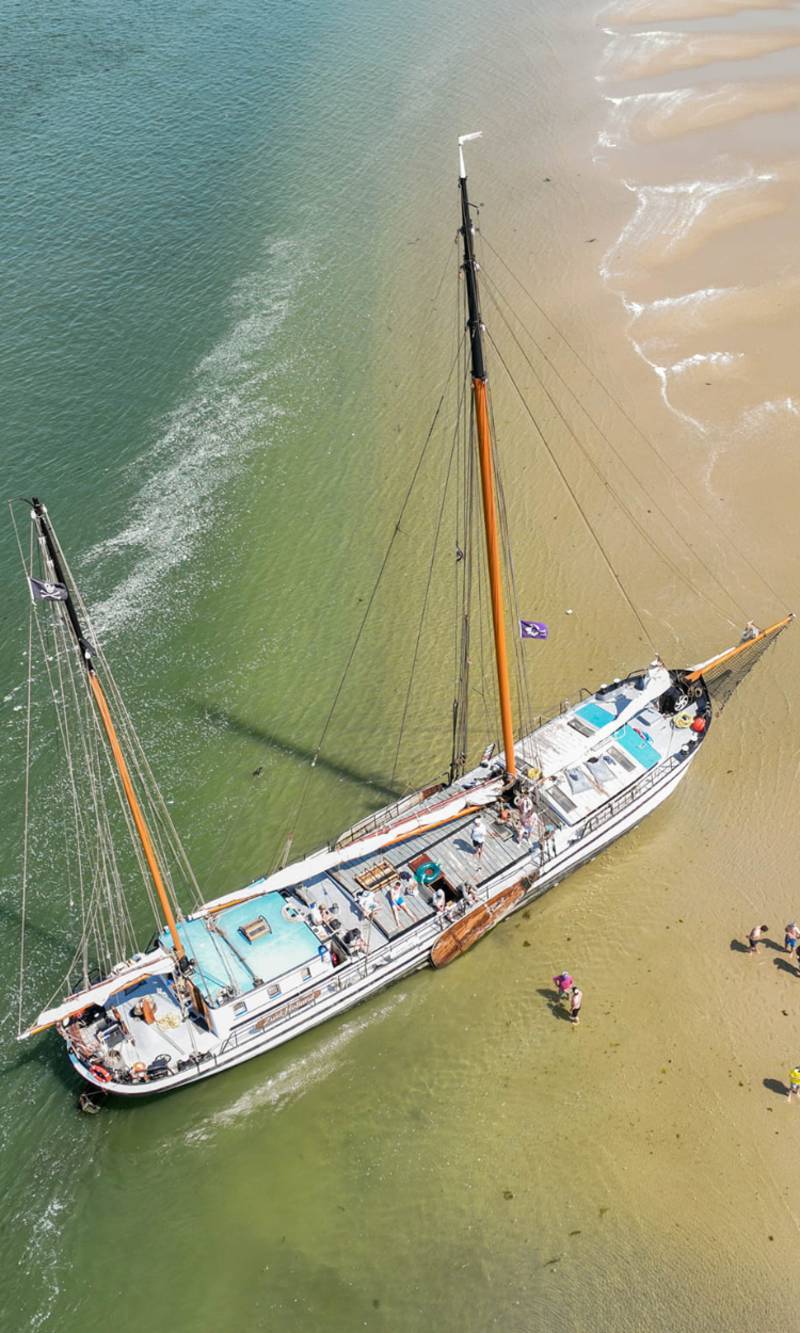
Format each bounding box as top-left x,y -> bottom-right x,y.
785,922 -> 800,954
569,986 -> 583,1025
748,924 -> 768,954
788,1067 -> 800,1101
553,971 -> 573,1002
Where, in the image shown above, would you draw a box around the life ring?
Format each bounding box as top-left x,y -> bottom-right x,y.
88,1063 -> 113,1084
674,712 -> 693,729
282,903 -> 301,922
414,861 -> 439,885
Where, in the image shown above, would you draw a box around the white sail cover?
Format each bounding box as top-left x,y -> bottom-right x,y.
525,666 -> 672,780
20,948 -> 175,1039
198,778 -> 504,916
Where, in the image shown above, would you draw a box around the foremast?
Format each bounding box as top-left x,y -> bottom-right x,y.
29,499 -> 186,963
458,134 -> 517,779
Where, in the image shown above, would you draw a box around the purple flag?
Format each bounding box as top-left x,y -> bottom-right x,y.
519,619 -> 548,640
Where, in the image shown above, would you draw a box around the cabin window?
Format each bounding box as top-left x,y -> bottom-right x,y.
234,1002 -> 247,1017
267,983 -> 281,998
300,966 -> 312,981
549,787 -> 578,814
608,744 -> 636,773
567,717 -> 593,737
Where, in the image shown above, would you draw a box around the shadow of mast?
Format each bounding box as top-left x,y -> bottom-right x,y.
195,701 -> 407,802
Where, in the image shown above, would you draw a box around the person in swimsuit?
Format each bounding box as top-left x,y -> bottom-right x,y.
785,922 -> 800,954
387,882 -> 415,927
747,924 -> 768,954
788,1067 -> 800,1101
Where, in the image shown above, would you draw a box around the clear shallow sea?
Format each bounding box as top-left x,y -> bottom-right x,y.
3,1 -> 800,1329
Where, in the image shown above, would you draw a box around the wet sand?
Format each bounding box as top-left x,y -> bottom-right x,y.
603,0 -> 796,24
601,30 -> 800,82
3,1 -> 800,1329
596,0 -> 800,439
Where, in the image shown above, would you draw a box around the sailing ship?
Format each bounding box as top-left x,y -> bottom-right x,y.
15,137 -> 793,1098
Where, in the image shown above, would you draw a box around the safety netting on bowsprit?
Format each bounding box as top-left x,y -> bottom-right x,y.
699,620 -> 792,714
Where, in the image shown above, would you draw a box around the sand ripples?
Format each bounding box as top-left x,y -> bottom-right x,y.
597,3 -> 800,433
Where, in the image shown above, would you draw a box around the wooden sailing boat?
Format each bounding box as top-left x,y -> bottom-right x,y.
15,137 -> 793,1097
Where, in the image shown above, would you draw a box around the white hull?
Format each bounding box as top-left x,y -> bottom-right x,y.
74,743 -> 697,1096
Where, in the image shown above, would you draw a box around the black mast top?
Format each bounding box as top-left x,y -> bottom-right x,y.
30,497 -> 95,672
459,138 -> 486,384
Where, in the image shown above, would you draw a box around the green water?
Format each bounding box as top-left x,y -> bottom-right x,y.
4,1 -> 800,1330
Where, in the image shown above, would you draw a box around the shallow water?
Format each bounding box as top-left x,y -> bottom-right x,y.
2,0 -> 800,1329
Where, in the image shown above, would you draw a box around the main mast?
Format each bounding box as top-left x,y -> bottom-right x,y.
458,134 -> 517,779
29,499 -> 186,962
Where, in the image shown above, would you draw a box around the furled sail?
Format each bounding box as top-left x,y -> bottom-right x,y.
20,949 -> 176,1039
198,777 -> 504,916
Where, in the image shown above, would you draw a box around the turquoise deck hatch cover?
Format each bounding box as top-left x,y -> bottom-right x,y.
612,723 -> 660,770
160,892 -> 320,1003
576,701 -> 615,729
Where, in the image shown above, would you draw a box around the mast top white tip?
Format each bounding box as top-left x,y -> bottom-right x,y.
458,131 -> 482,178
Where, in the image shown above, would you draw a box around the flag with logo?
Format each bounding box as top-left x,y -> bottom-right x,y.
519,619 -> 548,640
28,577 -> 69,603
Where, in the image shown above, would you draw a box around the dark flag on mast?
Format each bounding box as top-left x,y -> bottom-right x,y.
28,576 -> 69,603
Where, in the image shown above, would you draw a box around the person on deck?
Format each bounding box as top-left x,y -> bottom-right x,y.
387,882 -> 415,927
514,791 -> 534,843
359,890 -> 377,921
471,815 -> 487,861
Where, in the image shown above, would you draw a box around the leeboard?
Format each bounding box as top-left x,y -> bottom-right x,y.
430,881 -> 528,968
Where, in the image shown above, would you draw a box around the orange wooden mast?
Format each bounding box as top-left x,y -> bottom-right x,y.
458,134 -> 517,779
30,499 -> 185,961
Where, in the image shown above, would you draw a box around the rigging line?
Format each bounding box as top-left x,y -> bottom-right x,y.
285,330 -> 468,837
486,381 -> 535,738
14,509 -> 112,991
485,327 -> 656,651
46,596 -> 143,954
482,288 -> 742,631
480,295 -> 736,634
471,400 -> 497,742
479,231 -> 790,613
15,523 -> 34,1034
452,318 -> 475,776
390,382 -> 464,783
50,612 -> 92,982
49,528 -> 201,908
481,266 -> 746,628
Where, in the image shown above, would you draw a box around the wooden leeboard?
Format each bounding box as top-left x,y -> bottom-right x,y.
430,881 -> 528,968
